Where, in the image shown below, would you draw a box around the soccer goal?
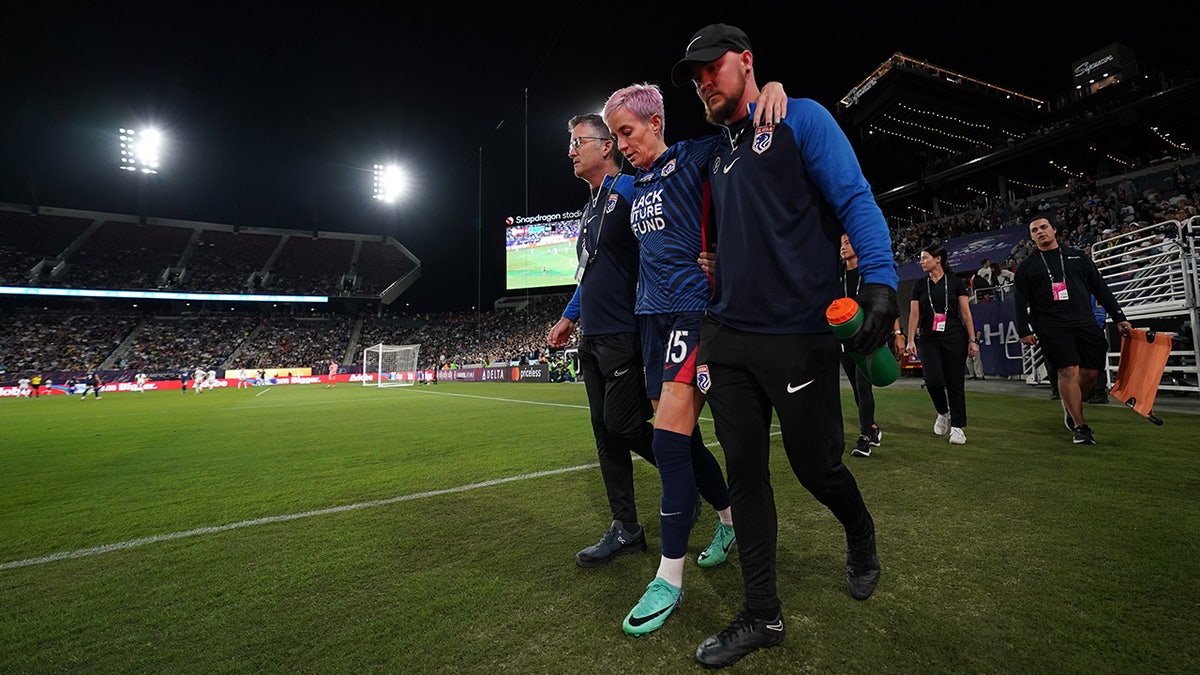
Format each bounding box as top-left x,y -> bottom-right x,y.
363,343 -> 421,387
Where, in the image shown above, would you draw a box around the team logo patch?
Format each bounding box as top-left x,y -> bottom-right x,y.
696,364 -> 711,394
605,193 -> 618,213
711,156 -> 722,175
661,158 -> 677,177
753,128 -> 773,154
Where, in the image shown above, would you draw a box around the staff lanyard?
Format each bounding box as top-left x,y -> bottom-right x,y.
580,175 -> 617,258
926,275 -> 950,315
841,267 -> 862,298
1038,247 -> 1066,282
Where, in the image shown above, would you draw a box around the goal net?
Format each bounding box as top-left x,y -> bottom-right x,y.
363,343 -> 421,387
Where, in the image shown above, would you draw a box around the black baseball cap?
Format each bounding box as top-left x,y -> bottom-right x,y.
670,24 -> 753,87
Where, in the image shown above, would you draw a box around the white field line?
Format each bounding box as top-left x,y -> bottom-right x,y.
0,386 -> 781,571
0,464 -> 594,571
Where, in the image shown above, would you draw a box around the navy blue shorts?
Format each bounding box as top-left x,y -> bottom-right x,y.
639,311 -> 704,399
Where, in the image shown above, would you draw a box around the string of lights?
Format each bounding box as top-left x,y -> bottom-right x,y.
1152,126 -> 1192,152
868,124 -> 957,155
880,111 -> 991,149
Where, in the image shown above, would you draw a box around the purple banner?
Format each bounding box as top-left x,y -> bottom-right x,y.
967,299 -> 1023,377
897,225 -> 1028,281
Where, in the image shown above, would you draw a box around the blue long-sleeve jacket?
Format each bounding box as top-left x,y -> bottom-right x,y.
707,97 -> 897,333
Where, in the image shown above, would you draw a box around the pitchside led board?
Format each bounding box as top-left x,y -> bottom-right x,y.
504,211 -> 582,291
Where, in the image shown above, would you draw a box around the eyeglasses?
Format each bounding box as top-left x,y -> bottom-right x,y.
569,136 -> 610,151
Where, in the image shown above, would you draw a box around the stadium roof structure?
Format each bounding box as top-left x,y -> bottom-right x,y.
837,47 -> 1200,229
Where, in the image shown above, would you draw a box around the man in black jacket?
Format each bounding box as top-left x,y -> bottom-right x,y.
1014,216 -> 1131,445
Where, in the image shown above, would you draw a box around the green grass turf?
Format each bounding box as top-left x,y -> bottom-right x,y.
506,244 -> 578,289
1,382 -> 1197,673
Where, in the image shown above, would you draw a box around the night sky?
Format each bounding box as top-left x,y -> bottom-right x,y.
2,4 -> 1195,311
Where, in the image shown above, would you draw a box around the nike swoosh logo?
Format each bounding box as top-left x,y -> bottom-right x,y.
765,619 -> 784,631
786,379 -> 815,393
686,34 -> 704,51
614,368 -> 629,377
628,606 -> 673,627
722,157 -> 740,174
660,511 -> 682,517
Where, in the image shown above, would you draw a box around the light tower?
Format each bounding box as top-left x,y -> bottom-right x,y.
372,163 -> 409,204
119,127 -> 163,224
118,127 -> 162,174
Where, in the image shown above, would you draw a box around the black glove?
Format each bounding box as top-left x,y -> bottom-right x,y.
853,283 -> 899,354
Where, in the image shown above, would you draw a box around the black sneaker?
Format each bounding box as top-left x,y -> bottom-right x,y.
850,435 -> 872,458
575,520 -> 645,568
1086,393 -> 1109,404
1062,401 -> 1075,431
846,518 -> 880,601
1073,424 -> 1096,445
694,612 -> 785,669
867,424 -> 882,447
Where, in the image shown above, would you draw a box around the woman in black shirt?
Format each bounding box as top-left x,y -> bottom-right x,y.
905,244 -> 979,445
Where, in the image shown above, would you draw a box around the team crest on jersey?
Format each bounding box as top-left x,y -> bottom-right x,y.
660,158 -> 677,177
696,364 -> 711,394
753,125 -> 774,154
605,193 -> 618,213
711,156 -> 722,175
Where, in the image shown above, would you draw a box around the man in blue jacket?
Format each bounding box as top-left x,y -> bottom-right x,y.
674,23 -> 899,669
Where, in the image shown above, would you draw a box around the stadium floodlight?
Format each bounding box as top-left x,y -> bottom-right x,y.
373,163 -> 409,203
119,127 -> 162,174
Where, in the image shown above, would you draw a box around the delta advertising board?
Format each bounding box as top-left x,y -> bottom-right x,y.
459,364 -> 550,383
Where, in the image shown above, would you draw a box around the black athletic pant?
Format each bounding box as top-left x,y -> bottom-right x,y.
839,351 -> 876,437
579,332 -> 656,526
916,329 -> 968,428
698,320 -> 872,619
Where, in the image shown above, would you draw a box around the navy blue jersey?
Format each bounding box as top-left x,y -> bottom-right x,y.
708,98 -> 897,334
630,135 -> 720,315
562,173 -> 640,336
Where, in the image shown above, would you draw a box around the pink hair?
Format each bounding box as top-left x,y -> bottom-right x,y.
603,83 -> 665,134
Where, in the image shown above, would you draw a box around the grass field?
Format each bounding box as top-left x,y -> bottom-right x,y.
1,382 -> 1197,673
506,243 -> 578,289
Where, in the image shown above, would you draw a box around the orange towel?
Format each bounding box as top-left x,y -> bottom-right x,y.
1109,328 -> 1174,424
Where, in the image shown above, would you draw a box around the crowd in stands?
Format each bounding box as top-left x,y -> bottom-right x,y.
890,160 -> 1199,280
0,313 -> 140,373
234,315 -> 355,371
506,220 -> 580,248
355,293 -> 573,370
0,296 -> 572,383
119,315 -> 260,373
2,158 -> 1195,385
0,215 -> 417,298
